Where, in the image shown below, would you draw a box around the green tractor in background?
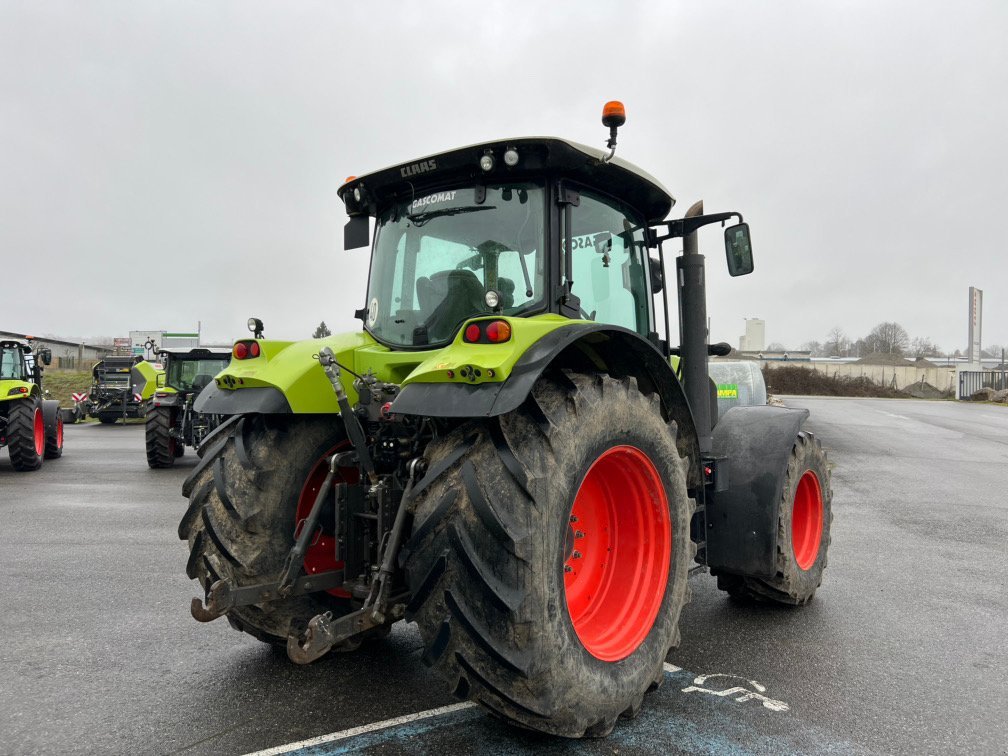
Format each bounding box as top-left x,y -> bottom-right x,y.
181,104 -> 833,738
1,339 -> 64,471
146,347 -> 231,468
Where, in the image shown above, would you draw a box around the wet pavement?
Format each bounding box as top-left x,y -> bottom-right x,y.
1,397 -> 1005,755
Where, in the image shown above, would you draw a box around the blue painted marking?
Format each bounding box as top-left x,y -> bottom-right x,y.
284,668 -> 866,755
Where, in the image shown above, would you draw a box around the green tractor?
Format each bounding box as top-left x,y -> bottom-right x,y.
1,340 -> 64,471
181,104 -> 832,738
146,347 -> 232,468
81,355 -> 162,424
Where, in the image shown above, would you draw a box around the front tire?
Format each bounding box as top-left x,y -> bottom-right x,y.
179,414 -> 359,645
717,431 -> 832,605
403,372 -> 694,737
44,411 -> 64,459
8,398 -> 44,471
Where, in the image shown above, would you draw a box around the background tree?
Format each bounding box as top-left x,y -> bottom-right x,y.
766,342 -> 787,352
824,326 -> 851,357
982,344 -> 1005,359
863,321 -> 909,355
312,321 -> 331,339
911,336 -> 941,359
800,340 -> 822,356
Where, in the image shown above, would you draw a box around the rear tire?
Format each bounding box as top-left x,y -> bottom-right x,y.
146,406 -> 176,468
98,413 -> 118,425
8,398 -> 44,471
403,372 -> 694,737
179,414 -> 360,645
717,431 -> 832,605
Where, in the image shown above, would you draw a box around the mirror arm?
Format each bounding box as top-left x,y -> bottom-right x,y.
651,211 -> 743,243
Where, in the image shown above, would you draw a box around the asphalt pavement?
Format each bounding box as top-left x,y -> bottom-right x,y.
1,398 -> 1005,755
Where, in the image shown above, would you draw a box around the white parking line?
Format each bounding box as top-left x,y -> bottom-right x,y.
247,663 -> 698,755
243,702 -> 476,756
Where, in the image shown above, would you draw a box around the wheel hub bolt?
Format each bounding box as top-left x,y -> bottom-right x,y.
572,550 -> 582,559
575,530 -> 584,539
569,515 -> 578,523
564,565 -> 573,573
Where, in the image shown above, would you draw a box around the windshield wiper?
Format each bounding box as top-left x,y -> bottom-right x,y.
407,206 -> 494,227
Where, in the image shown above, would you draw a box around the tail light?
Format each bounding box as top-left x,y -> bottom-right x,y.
233,341 -> 261,360
462,320 -> 511,344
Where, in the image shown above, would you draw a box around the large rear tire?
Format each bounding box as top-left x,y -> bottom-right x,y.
8,398 -> 45,471
717,431 -> 832,605
403,372 -> 694,737
179,414 -> 361,645
146,406 -> 177,468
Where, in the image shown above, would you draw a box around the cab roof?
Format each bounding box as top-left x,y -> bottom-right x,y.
0,340 -> 31,352
158,347 -> 232,359
338,137 -> 676,223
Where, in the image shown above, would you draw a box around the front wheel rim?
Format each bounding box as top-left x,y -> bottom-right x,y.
33,408 -> 44,457
564,445 -> 671,662
791,470 -> 824,570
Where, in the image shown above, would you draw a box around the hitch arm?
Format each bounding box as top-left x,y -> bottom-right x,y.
190,569 -> 345,623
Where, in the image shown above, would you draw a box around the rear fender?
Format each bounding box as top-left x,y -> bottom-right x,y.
41,399 -> 61,434
706,405 -> 809,579
392,323 -> 702,487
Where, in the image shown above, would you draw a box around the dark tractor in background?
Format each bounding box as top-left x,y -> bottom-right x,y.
146,347 -> 231,468
82,355 -> 162,425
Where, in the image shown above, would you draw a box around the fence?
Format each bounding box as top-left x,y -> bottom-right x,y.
958,370 -> 1008,399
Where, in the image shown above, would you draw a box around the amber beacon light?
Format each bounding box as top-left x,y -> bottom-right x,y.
601,101 -> 626,162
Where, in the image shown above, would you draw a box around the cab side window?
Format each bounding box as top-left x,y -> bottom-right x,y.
568,192 -> 650,335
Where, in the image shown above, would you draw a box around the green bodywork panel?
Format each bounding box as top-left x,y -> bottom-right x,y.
0,379 -> 37,404
210,315 -> 578,413
132,361 -> 164,401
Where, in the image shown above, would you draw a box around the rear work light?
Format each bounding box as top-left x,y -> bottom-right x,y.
462,320 -> 511,344
233,341 -> 261,360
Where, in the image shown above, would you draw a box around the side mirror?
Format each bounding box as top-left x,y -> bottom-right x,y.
344,215 -> 370,250
724,223 -> 754,277
40,348 -> 52,366
649,257 -> 663,293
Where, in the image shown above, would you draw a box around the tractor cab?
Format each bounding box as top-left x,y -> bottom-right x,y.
339,135 -> 681,350
0,341 -> 31,383
159,347 -> 232,395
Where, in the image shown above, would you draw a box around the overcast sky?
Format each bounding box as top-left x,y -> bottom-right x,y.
2,1 -> 1005,353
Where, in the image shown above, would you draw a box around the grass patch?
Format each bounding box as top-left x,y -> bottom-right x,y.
40,370 -> 91,406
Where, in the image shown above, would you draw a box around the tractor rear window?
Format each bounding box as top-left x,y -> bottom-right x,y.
367,183 -> 545,347
167,358 -> 230,392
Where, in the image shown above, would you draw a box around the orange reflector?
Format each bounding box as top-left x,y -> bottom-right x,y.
486,320 -> 511,343
344,175 -> 357,184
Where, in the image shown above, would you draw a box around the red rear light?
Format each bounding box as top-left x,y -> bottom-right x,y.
464,324 -> 482,343
233,342 -> 248,360
249,341 -> 261,358
485,320 -> 511,343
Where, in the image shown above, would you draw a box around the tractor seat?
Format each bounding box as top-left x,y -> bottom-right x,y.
422,269 -> 486,341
